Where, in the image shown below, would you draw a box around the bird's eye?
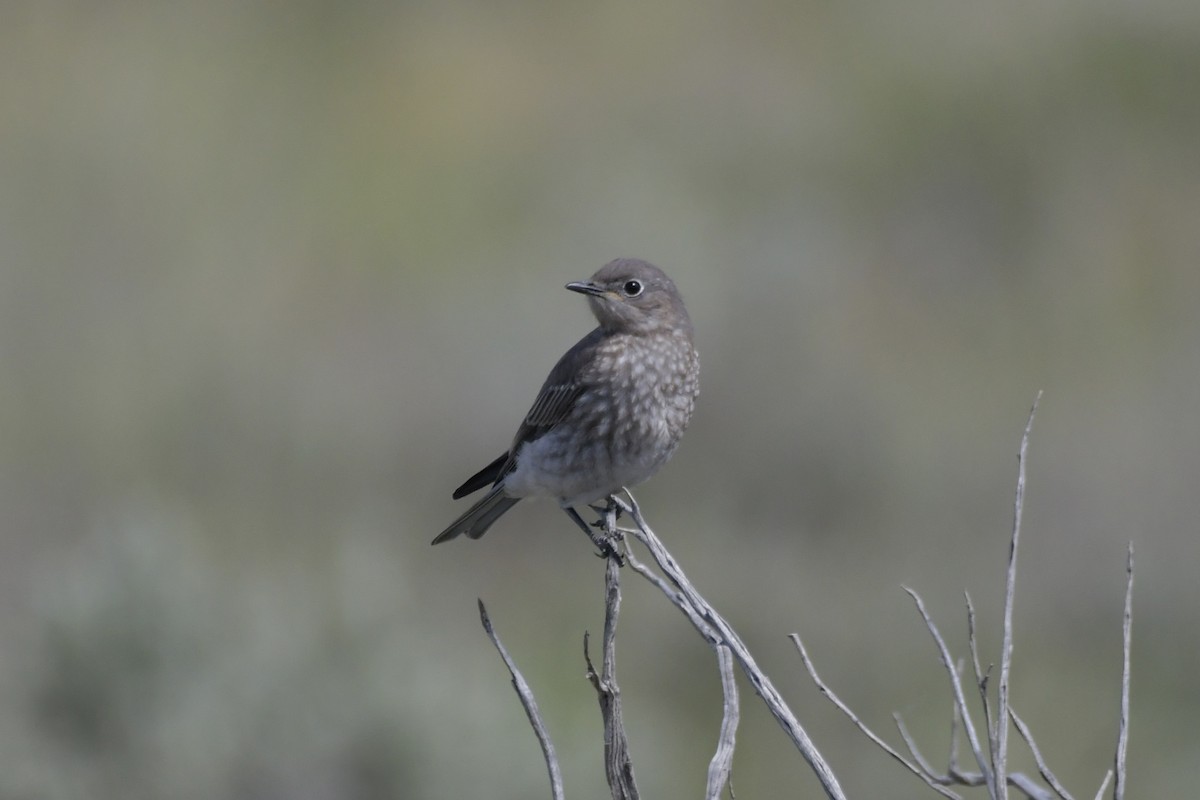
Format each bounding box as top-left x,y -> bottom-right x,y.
622,280 -> 643,297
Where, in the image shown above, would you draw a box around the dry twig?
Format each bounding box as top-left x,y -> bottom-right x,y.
1114,543 -> 1133,800
472,393 -> 1133,800
965,593 -> 994,746
905,586 -> 994,792
790,393 -> 1133,800
792,633 -> 961,799
995,391 -> 1041,798
705,645 -> 739,800
1010,708 -> 1075,800
478,599 -> 565,800
583,548 -> 640,800
616,492 -> 847,800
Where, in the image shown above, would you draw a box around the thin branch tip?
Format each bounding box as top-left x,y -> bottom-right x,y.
477,597 -> 490,628
1114,540 -> 1134,800
477,599 -> 565,800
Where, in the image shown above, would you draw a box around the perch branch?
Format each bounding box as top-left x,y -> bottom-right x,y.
598,505 -> 736,800
584,542 -> 640,800
615,492 -> 847,800
623,547 -> 718,644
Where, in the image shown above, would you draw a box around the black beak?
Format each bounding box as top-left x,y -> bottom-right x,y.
565,280 -> 605,297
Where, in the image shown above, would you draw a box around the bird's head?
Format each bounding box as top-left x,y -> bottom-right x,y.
566,258 -> 692,336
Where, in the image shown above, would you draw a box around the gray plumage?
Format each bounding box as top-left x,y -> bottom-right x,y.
433,258 -> 699,544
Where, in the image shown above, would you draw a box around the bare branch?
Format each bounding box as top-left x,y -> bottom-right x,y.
1010,708 -> 1075,800
947,702 -> 962,773
904,586 -> 994,795
705,645 -> 739,800
617,492 -> 847,800
468,393 -> 1131,800
1008,774 -> 1058,800
965,593 -> 995,744
901,587 -> 1063,800
898,692 -> 1057,800
787,395 -> 1123,800
583,551 -> 640,800
478,599 -> 565,800
997,391 -> 1041,797
893,713 -> 951,791
623,547 -> 720,645
792,633 -> 961,799
1114,543 -> 1134,800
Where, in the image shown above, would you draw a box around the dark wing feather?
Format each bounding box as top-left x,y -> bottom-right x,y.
494,327 -> 604,480
450,328 -> 604,495
452,452 -> 509,498
524,383 -> 580,426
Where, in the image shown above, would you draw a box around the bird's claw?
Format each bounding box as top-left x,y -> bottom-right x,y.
591,539 -> 625,566
564,504 -> 624,565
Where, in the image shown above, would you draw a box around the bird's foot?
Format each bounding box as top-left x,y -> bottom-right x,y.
591,536 -> 625,566
565,505 -> 625,566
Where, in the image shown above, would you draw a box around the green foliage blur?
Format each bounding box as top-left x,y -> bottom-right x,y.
2,1 -> 1198,797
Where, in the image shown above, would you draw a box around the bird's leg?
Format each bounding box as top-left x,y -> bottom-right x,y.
593,496 -> 628,562
587,495 -> 624,527
564,506 -> 624,565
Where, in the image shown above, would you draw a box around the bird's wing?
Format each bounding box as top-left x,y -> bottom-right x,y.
523,382 -> 583,427
495,327 -> 604,480
454,375 -> 582,495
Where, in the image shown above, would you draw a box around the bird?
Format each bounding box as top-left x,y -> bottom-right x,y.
432,258 -> 699,549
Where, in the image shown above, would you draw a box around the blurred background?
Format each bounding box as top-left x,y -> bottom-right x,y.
2,1 -> 1198,797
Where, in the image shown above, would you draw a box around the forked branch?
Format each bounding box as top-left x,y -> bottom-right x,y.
475,393 -> 1134,800
790,393 -> 1134,799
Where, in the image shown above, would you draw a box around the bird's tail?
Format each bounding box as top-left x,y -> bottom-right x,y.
431,486 -> 520,544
